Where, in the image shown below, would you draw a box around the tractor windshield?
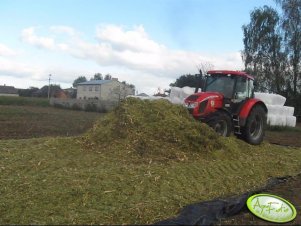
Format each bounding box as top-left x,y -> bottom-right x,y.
204,74 -> 236,98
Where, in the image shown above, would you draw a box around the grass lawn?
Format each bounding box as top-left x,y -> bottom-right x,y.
1,136 -> 301,224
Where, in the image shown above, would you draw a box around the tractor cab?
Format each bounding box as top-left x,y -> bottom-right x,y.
184,70 -> 267,145
204,71 -> 255,114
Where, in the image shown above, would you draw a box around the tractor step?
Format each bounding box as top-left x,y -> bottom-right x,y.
233,115 -> 241,134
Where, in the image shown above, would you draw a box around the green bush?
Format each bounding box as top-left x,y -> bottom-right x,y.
85,103 -> 97,112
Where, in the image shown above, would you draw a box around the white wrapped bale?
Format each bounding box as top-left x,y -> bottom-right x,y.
266,105 -> 276,115
169,87 -> 182,99
286,116 -> 297,127
255,93 -> 295,127
170,96 -> 183,105
169,86 -> 195,105
182,86 -> 197,97
266,105 -> 288,116
255,92 -> 286,106
267,114 -> 287,126
127,95 -> 170,101
255,93 -> 273,105
278,115 -> 287,126
283,106 -> 294,116
267,114 -> 277,126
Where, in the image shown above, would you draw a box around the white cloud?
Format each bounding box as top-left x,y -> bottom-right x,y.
50,26 -> 76,36
12,24 -> 243,93
21,27 -> 55,50
96,25 -> 164,53
0,58 -> 44,79
0,43 -> 18,56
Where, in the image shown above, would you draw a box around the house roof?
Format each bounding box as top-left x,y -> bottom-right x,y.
0,85 -> 18,94
78,80 -> 113,85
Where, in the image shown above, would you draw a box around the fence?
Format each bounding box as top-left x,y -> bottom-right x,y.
50,98 -> 119,113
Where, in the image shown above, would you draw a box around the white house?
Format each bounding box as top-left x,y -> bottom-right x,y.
76,79 -> 135,101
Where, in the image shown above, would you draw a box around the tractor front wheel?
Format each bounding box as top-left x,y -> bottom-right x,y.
207,111 -> 232,137
242,105 -> 266,145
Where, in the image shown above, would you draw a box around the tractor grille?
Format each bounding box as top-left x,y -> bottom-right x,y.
198,100 -> 208,113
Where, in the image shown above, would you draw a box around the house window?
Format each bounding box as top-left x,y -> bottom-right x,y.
95,86 -> 99,91
83,86 -> 86,91
89,86 -> 92,91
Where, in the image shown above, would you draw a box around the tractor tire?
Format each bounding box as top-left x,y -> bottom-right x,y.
207,111 -> 232,137
241,105 -> 267,145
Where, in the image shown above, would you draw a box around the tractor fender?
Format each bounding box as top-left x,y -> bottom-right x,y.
238,99 -> 267,127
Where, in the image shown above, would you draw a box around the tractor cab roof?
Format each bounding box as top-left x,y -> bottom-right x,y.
207,70 -> 254,80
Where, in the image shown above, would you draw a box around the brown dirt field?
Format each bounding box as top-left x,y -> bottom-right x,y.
265,123 -> 301,147
0,105 -> 101,139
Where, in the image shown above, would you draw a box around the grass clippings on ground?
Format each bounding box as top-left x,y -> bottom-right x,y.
1,98 -> 300,224
0,137 -> 300,225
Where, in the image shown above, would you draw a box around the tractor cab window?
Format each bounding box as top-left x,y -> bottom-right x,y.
248,79 -> 254,98
205,74 -> 235,99
234,77 -> 248,100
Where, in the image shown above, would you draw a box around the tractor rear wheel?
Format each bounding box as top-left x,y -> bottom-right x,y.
207,111 -> 232,137
242,105 -> 266,145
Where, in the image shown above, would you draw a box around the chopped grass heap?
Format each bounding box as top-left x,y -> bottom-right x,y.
1,97 -> 301,224
83,97 -> 228,161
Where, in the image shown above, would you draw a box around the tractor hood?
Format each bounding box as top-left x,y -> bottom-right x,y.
184,92 -> 224,117
184,92 -> 223,103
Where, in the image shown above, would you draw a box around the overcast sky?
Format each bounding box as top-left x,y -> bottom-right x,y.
0,0 -> 276,94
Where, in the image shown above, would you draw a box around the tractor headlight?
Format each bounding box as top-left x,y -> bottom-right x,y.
184,102 -> 197,109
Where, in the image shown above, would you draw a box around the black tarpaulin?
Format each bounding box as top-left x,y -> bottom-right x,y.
155,176 -> 290,225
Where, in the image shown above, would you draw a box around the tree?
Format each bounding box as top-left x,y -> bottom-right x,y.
276,0 -> 301,96
196,61 -> 214,75
73,76 -> 87,88
104,74 -> 112,80
91,73 -> 103,80
170,74 -> 204,89
18,87 -> 39,97
34,85 -> 62,98
242,6 -> 288,93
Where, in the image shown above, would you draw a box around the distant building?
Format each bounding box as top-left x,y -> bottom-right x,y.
0,85 -> 19,96
63,88 -> 77,98
76,79 -> 135,101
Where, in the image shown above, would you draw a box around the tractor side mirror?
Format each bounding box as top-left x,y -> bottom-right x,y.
253,81 -> 258,87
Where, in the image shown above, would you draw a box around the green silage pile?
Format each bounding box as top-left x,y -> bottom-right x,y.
83,97 -> 229,161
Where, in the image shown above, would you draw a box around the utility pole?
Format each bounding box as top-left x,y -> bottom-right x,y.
48,74 -> 52,99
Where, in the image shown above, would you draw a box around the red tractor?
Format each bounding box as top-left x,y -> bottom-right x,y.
184,70 -> 267,145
